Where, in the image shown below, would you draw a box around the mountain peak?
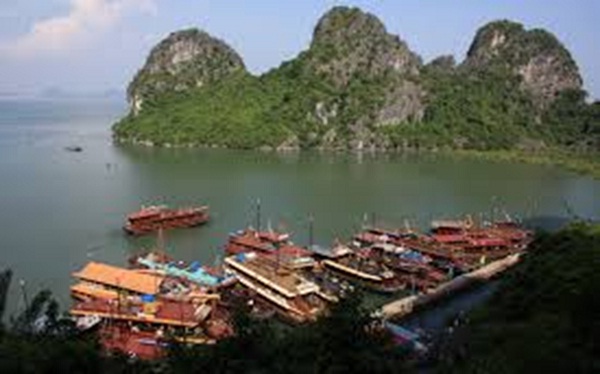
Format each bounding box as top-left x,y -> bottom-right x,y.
311,6 -> 386,47
464,19 -> 582,106
305,6 -> 421,88
127,28 -> 245,114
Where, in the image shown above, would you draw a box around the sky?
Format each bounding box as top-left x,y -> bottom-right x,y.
0,0 -> 598,99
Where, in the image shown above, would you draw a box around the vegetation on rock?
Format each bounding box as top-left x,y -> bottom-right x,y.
127,28 -> 245,115
464,20 -> 582,107
113,6 -> 600,159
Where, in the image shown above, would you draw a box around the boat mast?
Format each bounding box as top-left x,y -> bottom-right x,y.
490,196 -> 497,224
157,227 -> 165,254
256,198 -> 261,232
308,214 -> 314,249
116,277 -> 121,314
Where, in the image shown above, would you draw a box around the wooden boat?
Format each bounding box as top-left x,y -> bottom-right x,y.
70,261 -> 165,301
74,314 -> 102,331
311,244 -> 404,294
300,266 -> 353,303
486,220 -> 533,249
131,251 -> 237,289
224,253 -> 328,323
124,205 -> 209,236
266,244 -> 317,270
429,226 -> 526,269
368,244 -> 448,292
70,261 -> 233,359
71,297 -> 206,328
220,286 -> 278,320
225,228 -> 289,255
64,145 -> 83,152
99,323 -> 167,360
97,313 -> 226,360
226,228 -> 317,270
430,215 -> 532,249
353,225 -> 415,247
368,216 -> 529,272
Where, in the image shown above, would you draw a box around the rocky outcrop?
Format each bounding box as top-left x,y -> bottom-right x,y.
308,7 -> 424,125
127,29 -> 245,114
114,8 -> 592,152
307,7 -> 421,86
299,6 -> 425,148
464,20 -> 582,107
427,55 -> 456,72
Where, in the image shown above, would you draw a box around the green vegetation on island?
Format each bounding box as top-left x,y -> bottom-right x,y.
113,6 -> 600,176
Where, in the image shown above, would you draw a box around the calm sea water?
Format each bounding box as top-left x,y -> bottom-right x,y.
1,98 -> 599,316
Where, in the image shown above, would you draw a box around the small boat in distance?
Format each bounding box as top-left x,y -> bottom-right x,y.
64,145 -> 83,152
124,204 -> 209,235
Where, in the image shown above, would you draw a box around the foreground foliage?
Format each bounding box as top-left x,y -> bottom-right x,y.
0,272 -> 407,374
0,270 -> 150,373
168,296 -> 409,374
437,222 -> 600,373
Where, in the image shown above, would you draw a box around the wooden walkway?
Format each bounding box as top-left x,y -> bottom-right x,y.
380,253 -> 522,318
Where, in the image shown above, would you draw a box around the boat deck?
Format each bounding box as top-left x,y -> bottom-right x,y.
327,255 -> 393,280
225,256 -> 318,298
71,298 -> 205,328
100,324 -> 165,360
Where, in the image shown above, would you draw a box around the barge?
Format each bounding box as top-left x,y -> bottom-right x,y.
69,261 -> 232,358
124,205 -> 209,235
311,244 -> 404,294
224,253 -> 328,323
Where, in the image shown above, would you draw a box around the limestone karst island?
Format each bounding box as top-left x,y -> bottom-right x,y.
115,7 -> 597,161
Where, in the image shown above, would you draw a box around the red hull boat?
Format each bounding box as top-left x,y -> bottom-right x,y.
124,205 -> 209,235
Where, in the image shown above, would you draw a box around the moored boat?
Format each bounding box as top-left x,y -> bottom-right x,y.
69,261 -> 233,359
368,243 -> 448,292
132,251 -> 236,289
124,205 -> 209,236
224,253 -> 328,323
310,244 -> 404,294
224,228 -> 289,255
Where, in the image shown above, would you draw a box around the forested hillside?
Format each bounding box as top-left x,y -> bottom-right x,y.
113,7 -> 600,154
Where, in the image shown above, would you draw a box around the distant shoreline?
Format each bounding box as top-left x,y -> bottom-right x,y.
113,137 -> 600,180
447,149 -> 600,180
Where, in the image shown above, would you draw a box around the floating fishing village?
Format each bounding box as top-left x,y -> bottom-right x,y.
67,203 -> 533,360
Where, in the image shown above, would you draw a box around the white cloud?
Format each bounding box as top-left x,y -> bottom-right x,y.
0,0 -> 156,58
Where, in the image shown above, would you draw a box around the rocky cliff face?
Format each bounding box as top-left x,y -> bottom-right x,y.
313,7 -> 424,125
307,7 -> 421,87
298,7 -> 425,148
115,8 -> 592,152
427,55 -> 456,72
464,20 -> 582,107
127,29 -> 245,114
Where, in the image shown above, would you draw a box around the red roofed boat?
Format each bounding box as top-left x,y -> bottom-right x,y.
124,205 -> 209,235
225,228 -> 290,256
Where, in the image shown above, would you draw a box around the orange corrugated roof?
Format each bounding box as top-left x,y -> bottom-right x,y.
73,262 -> 162,295
70,282 -> 119,300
